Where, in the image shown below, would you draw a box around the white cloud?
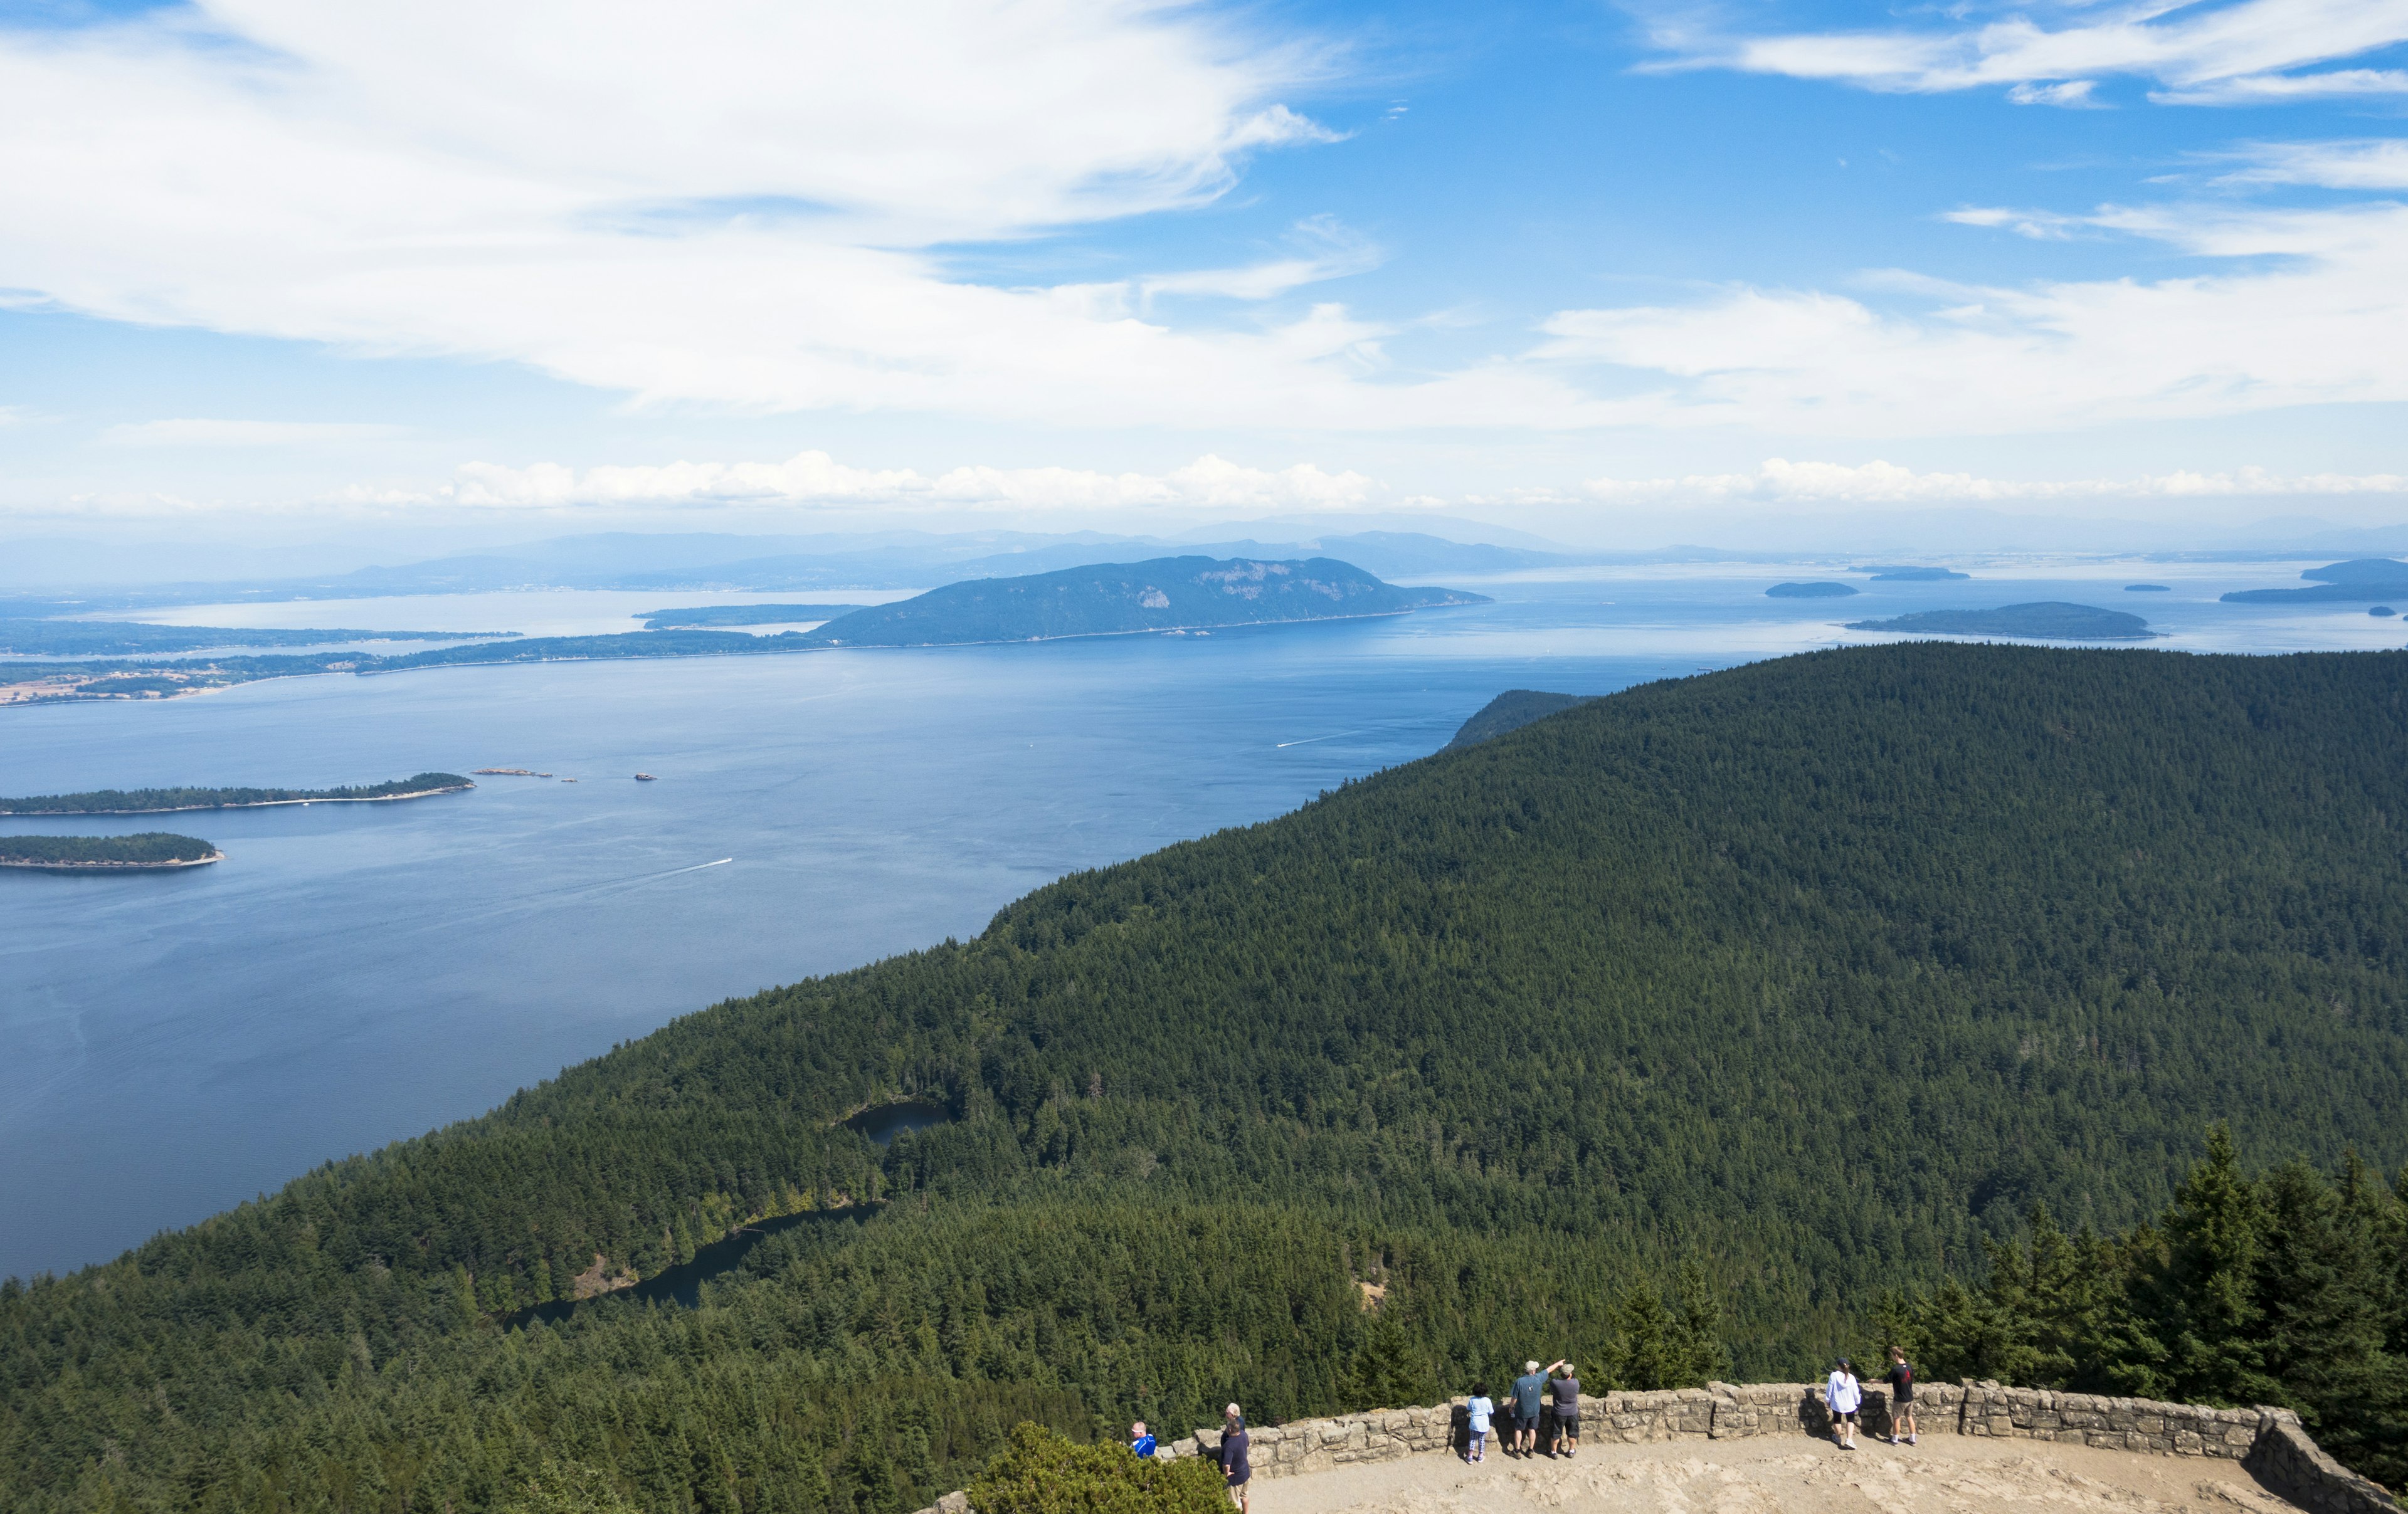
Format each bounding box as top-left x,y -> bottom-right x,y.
2007,79 -> 2101,107
2152,67 -> 2408,103
1530,198 -> 2408,434
2209,137 -> 2408,188
1581,458 -> 2408,505
1682,0 -> 2408,105
441,451 -> 1380,512
103,418 -> 411,447
0,1 -> 1571,431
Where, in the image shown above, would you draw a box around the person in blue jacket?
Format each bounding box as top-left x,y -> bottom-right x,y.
1129,1421 -> 1156,1458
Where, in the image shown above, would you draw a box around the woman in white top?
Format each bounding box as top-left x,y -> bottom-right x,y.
1825,1359 -> 1863,1450
1465,1385 -> 1494,1463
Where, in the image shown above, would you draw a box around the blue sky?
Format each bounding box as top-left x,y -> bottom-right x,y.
1,0 -> 2404,549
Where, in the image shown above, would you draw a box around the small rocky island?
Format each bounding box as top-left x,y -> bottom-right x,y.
1847,602 -> 2154,641
0,833 -> 222,870
0,773 -> 472,815
1765,581 -> 1857,598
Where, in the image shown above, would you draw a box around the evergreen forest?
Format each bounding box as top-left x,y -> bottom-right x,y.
5,643 -> 2407,1513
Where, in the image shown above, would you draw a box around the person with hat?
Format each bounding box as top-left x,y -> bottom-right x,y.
1825,1359 -> 1862,1450
1510,1361 -> 1548,1456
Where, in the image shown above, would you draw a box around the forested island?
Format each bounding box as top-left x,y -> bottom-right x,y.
0,773 -> 473,814
0,832 -> 220,869
4,643 -> 2405,1513
798,556 -> 1488,646
640,603 -> 872,629
2221,559 -> 2408,604
1764,581 -> 1856,598
1847,601 -> 2154,639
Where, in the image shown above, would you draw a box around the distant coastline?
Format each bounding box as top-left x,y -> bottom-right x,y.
0,774 -> 474,816
0,853 -> 223,871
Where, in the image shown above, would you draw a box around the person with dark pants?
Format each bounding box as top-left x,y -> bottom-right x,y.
1547,1362 -> 1581,1457
1511,1361 -> 1548,1456
1220,1404 -> 1251,1512
1884,1347 -> 1919,1446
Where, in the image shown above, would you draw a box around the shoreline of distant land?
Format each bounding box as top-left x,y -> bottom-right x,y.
0,782 -> 473,816
0,851 -> 223,871
0,775 -> 475,816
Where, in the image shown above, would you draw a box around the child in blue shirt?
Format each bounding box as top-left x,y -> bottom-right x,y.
1465,1385 -> 1494,1463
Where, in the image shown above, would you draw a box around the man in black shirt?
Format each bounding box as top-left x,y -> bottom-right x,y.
1883,1347 -> 1918,1446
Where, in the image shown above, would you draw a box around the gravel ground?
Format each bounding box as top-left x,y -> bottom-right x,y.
1251,1432 -> 2301,1514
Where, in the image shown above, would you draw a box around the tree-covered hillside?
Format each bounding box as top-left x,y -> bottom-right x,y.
4,643 -> 2407,1513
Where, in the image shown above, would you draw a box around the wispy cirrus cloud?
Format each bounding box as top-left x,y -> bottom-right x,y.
1651,0 -> 2408,107
1578,458 -> 2408,505
432,451 -> 1380,513
103,418 -> 411,448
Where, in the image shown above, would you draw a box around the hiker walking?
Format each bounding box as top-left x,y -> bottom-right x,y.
1883,1347 -> 1919,1446
1825,1359 -> 1862,1450
1511,1360 -> 1548,1456
1547,1360 -> 1580,1457
1465,1384 -> 1494,1463
1220,1404 -> 1252,1512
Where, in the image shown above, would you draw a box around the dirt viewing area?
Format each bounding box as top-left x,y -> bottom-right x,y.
1253,1432 -> 2305,1514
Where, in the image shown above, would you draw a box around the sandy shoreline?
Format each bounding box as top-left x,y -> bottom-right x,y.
0,784 -> 472,816
0,851 -> 223,871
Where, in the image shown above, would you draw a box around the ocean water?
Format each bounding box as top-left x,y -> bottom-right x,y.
3,559 -> 2400,1278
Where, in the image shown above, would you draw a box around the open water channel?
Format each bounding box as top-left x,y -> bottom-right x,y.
2,557 -> 2399,1278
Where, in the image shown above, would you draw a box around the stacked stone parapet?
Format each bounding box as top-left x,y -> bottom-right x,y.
911,1380 -> 2395,1514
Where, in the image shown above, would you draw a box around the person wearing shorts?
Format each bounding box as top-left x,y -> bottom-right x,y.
1547,1362 -> 1581,1457
1884,1348 -> 1919,1445
1511,1361 -> 1548,1456
1825,1359 -> 1862,1450
1465,1385 -> 1494,1463
1220,1404 -> 1251,1512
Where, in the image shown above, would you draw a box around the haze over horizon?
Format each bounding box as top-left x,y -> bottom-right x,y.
4,0 -> 2407,560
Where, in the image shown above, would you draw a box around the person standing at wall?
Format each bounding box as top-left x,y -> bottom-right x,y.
1220,1404 -> 1252,1511
1511,1360 -> 1549,1456
1465,1384 -> 1494,1463
1825,1359 -> 1862,1451
1883,1347 -> 1919,1446
1547,1360 -> 1581,1457
1130,1421 -> 1156,1458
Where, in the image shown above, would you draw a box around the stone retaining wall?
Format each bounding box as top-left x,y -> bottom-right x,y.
914,1380 -> 2395,1514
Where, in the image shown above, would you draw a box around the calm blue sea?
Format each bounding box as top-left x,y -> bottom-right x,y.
3,559 -> 2399,1278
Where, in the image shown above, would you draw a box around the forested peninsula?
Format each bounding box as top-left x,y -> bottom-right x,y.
0,773 -> 472,814
5,644 -> 2408,1514
0,832 -> 220,869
